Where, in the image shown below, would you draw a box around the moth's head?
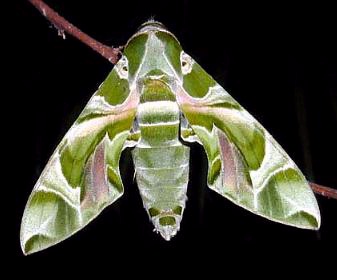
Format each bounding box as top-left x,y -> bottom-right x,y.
122,21 -> 183,85
136,20 -> 168,34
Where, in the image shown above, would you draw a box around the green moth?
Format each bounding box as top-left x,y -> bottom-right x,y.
21,21 -> 320,255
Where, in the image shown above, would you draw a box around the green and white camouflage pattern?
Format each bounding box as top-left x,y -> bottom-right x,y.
21,21 -> 320,255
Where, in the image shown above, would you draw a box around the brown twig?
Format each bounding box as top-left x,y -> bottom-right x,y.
309,182 -> 337,200
28,1 -> 337,201
28,0 -> 121,64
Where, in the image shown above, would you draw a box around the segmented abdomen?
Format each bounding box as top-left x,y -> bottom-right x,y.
132,100 -> 189,240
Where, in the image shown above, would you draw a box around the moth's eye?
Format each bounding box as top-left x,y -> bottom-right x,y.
180,52 -> 193,75
116,56 -> 129,78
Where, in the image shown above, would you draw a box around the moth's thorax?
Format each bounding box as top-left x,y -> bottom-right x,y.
124,21 -> 183,84
138,76 -> 176,103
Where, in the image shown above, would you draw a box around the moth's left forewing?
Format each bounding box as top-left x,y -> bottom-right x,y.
20,57 -> 139,254
176,53 -> 320,229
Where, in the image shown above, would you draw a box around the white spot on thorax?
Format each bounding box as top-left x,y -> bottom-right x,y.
115,56 -> 129,79
180,51 -> 194,75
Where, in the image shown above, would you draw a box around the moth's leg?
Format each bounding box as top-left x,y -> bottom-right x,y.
125,120 -> 141,145
180,113 -> 200,144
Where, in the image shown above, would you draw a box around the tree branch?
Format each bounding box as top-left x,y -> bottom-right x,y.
28,1 -> 337,201
28,0 -> 121,64
309,182 -> 337,200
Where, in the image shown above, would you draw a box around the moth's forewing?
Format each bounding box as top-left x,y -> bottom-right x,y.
20,58 -> 138,255
176,53 -> 320,229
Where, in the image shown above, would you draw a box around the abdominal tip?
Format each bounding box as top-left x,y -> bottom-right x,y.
153,216 -> 180,241
159,225 -> 178,241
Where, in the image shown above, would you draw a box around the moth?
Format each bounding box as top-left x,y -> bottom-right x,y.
21,21 -> 320,255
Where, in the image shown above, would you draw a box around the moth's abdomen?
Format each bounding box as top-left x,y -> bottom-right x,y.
132,100 -> 189,241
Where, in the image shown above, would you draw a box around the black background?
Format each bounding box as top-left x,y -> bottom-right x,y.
11,0 -> 336,262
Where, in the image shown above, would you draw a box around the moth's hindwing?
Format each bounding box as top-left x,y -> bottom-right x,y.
20,57 -> 139,255
177,53 -> 320,229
